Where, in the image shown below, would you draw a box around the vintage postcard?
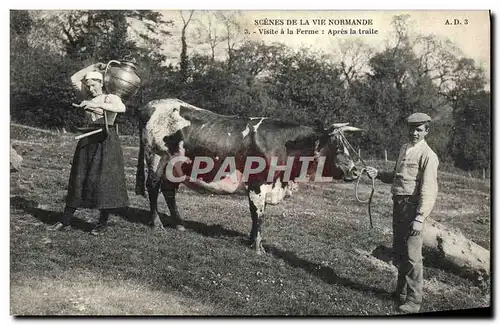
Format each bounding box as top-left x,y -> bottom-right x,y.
9,9 -> 491,317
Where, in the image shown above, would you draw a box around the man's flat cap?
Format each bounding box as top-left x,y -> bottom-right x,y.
407,113 -> 431,125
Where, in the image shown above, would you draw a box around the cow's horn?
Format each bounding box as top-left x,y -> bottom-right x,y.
331,123 -> 349,128
341,126 -> 364,132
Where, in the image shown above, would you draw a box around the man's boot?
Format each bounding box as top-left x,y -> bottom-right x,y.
391,292 -> 406,306
398,301 -> 421,313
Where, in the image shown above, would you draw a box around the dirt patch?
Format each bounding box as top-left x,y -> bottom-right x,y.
11,272 -> 213,316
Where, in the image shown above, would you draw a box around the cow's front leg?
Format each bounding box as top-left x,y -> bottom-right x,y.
247,182 -> 271,255
146,171 -> 164,230
161,181 -> 185,231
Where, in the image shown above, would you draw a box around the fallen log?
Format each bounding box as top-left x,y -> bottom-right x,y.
422,217 -> 490,284
371,217 -> 490,285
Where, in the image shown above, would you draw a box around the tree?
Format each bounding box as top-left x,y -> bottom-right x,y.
329,39 -> 374,87
179,10 -> 195,83
413,34 -> 462,98
447,58 -> 488,105
10,10 -> 33,42
180,41 -> 286,118
342,14 -> 447,157
193,11 -> 225,62
450,90 -> 490,170
29,10 -> 171,61
190,11 -> 246,66
229,41 -> 287,80
215,11 -> 245,66
269,48 -> 346,124
441,57 -> 489,170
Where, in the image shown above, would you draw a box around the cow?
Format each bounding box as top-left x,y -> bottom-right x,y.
135,98 -> 362,254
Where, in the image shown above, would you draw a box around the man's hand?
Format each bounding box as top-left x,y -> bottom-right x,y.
94,62 -> 106,72
409,220 -> 424,236
365,166 -> 378,179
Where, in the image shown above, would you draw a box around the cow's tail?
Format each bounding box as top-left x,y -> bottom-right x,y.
135,120 -> 147,197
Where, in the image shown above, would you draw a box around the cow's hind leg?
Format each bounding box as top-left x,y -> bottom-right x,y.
247,182 -> 271,255
161,181 -> 185,231
146,171 -> 164,230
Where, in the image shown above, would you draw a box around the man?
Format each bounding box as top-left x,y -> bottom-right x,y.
48,63 -> 129,235
366,112 -> 439,313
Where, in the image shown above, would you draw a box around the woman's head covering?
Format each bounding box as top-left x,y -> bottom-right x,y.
84,71 -> 103,82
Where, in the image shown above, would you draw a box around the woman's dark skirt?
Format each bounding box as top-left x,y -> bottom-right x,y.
65,127 -> 129,209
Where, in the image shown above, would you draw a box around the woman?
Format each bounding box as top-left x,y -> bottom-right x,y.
49,63 -> 129,235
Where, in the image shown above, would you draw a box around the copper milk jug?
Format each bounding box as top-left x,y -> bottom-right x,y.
103,60 -> 141,100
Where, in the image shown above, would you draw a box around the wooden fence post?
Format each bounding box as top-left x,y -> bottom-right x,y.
483,168 -> 486,179
358,148 -> 361,157
384,149 -> 388,162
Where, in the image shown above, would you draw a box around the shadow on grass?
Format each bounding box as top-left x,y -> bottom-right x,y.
264,245 -> 391,300
113,206 -> 152,226
10,196 -> 96,233
115,206 -> 247,239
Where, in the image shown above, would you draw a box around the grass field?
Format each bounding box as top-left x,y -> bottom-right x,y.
10,124 -> 491,316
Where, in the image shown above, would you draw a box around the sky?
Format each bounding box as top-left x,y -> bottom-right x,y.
156,10 -> 490,79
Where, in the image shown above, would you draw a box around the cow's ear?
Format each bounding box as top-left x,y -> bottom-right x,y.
313,119 -> 326,132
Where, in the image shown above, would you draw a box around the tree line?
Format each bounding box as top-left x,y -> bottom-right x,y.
10,10 -> 491,172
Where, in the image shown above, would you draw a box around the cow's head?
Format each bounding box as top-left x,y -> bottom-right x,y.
314,121 -> 362,182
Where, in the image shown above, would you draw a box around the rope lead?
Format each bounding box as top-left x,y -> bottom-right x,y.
355,168 -> 375,228
336,130 -> 376,229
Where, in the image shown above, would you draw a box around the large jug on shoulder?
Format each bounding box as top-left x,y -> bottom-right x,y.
103,60 -> 141,100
